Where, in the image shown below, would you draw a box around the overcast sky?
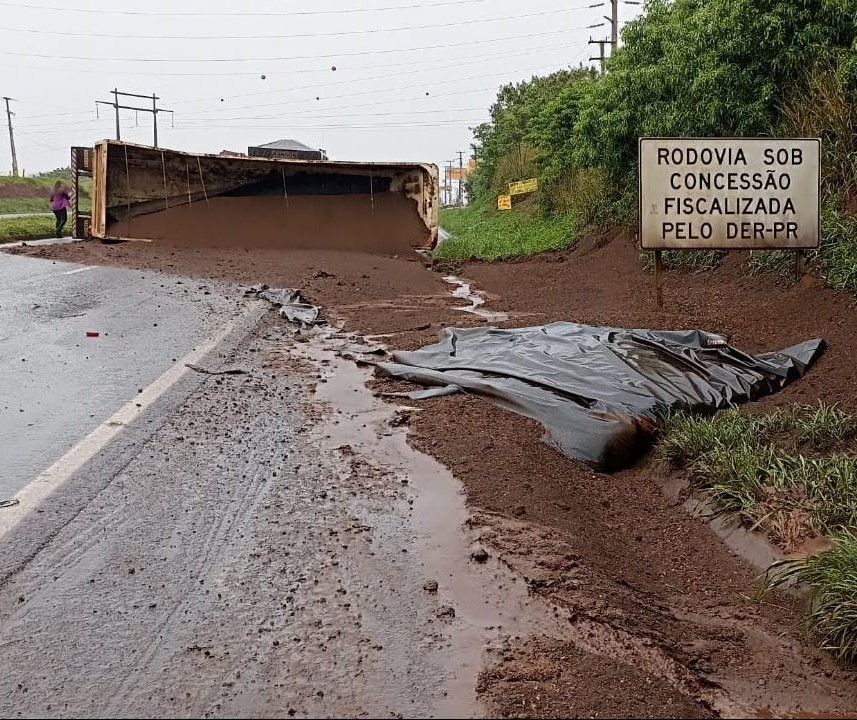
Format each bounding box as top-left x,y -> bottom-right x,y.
0,0 -> 642,174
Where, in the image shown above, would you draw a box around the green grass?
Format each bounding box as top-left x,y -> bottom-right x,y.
660,404 -> 857,662
437,202 -> 577,261
0,175 -> 91,207
0,198 -> 52,214
0,215 -> 56,243
748,204 -> 857,295
639,249 -> 724,273
764,531 -> 857,663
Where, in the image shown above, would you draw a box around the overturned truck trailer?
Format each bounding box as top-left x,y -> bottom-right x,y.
71,141 -> 439,254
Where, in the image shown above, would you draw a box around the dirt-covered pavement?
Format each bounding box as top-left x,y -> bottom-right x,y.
4,236 -> 857,718
0,308 -> 561,718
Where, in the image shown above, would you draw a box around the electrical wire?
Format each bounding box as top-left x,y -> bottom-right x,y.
0,0 -> 605,17
10,39 -> 588,118
181,56 -> 591,118
0,5 -> 606,40
0,38 -> 579,83
0,0 -> 494,17
18,56 -> 578,132
0,26 -> 606,63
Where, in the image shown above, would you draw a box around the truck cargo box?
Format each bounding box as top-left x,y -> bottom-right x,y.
74,141 -> 439,255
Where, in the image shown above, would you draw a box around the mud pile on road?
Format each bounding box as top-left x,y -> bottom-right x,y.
5,229 -> 857,717
105,194 -> 431,255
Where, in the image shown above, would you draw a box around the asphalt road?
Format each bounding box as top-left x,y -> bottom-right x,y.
0,253 -> 247,501
0,252 -> 552,718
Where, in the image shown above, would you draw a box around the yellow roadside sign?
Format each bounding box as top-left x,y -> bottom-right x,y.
497,194 -> 512,211
508,178 -> 538,196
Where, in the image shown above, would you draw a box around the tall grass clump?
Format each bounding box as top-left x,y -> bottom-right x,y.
764,531 -> 857,663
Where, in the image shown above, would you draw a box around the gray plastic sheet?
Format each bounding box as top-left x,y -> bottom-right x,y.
244,284 -> 320,326
377,323 -> 825,472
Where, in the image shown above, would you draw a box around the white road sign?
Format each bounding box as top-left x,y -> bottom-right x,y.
639,138 -> 820,249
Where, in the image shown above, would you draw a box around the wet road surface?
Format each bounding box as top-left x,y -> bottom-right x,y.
0,257 -> 558,718
0,253 -> 246,500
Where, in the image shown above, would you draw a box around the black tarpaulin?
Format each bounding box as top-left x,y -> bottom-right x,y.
377,323 -> 825,472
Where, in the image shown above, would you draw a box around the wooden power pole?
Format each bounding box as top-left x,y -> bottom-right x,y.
3,96 -> 18,177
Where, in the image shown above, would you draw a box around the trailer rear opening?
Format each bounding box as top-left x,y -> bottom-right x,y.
74,141 -> 439,256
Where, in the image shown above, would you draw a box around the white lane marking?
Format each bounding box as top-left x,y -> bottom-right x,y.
61,265 -> 98,276
0,300 -> 265,539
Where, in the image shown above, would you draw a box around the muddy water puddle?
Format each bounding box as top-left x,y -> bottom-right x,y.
442,276 -> 508,322
289,328 -> 565,717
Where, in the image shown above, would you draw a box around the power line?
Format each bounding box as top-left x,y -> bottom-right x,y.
12,46 -> 591,134
0,6 -> 606,41
19,106 -> 490,133
174,121 -> 485,130
11,39 -> 589,119
181,59 -> 592,118
0,0 -> 495,17
176,40 -> 585,105
22,120 -> 488,136
19,106 -> 488,127
17,51 -> 576,135
20,60 -> 569,134
0,39 -> 582,81
0,26 -> 605,63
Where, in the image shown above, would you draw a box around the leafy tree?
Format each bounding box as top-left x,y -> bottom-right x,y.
572,0 -> 857,191
468,66 -> 596,199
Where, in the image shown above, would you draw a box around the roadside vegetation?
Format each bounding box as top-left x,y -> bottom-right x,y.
0,169 -> 91,215
438,201 -> 576,261
639,250 -> 724,274
659,404 -> 857,661
0,215 -> 56,243
748,206 -> 857,293
452,0 -> 857,287
0,198 -> 51,214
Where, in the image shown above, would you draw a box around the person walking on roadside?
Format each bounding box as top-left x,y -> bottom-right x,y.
50,180 -> 70,238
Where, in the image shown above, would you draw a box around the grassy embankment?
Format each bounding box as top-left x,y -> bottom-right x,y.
437,201 -> 577,261
0,174 -> 91,242
660,405 -> 857,662
0,197 -> 51,214
0,215 -> 56,243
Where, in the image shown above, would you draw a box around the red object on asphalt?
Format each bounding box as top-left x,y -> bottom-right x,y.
86,331 -> 100,338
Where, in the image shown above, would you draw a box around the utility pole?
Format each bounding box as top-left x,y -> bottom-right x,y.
96,89 -> 174,147
152,93 -> 159,148
112,88 -> 120,140
588,37 -> 611,73
444,160 -> 454,206
457,150 -> 465,206
611,0 -> 618,50
3,96 -> 18,177
591,0 -> 638,70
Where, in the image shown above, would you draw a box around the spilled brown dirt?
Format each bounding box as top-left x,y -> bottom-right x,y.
5,231 -> 857,717
106,193 -> 431,255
